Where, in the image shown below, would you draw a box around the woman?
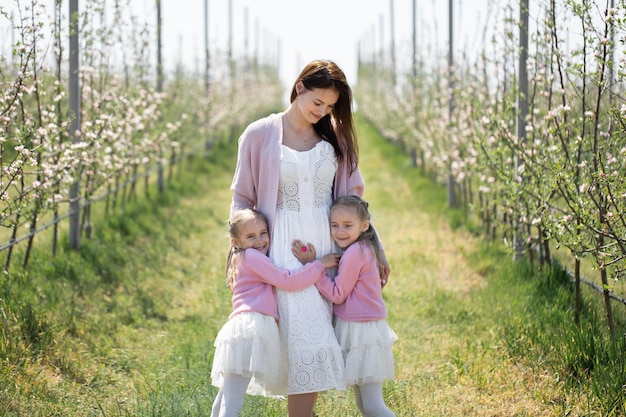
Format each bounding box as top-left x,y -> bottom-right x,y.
229,59 -> 388,417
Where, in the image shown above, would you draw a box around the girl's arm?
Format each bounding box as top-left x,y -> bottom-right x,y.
314,248 -> 361,304
242,249 -> 326,292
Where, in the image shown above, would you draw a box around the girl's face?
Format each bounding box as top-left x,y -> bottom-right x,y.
232,217 -> 270,255
329,205 -> 370,249
295,82 -> 339,124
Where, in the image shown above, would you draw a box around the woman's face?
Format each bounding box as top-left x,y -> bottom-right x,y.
296,83 -> 339,124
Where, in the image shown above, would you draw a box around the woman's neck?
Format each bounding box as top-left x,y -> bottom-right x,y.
282,109 -> 319,151
283,107 -> 310,131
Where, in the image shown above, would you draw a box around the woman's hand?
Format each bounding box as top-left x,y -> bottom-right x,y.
380,250 -> 391,288
291,239 -> 316,264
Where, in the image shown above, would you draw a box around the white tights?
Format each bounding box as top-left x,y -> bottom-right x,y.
210,374 -> 251,417
210,376 -> 395,417
353,383 -> 395,417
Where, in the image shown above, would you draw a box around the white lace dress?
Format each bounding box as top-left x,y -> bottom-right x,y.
269,140 -> 346,395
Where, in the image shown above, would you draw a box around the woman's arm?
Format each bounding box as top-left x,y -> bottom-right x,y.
230,131 -> 257,215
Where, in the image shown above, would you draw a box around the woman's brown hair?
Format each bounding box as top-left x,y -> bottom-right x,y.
290,60 -> 358,174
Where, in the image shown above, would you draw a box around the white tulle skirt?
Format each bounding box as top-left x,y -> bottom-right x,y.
210,312 -> 286,397
334,318 -> 398,386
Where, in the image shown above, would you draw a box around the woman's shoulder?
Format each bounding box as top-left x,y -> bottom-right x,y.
238,113 -> 282,151
242,113 -> 281,136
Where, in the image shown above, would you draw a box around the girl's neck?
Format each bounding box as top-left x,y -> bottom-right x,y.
341,239 -> 361,251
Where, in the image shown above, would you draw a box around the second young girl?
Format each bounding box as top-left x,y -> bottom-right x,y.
294,195 -> 397,417
210,208 -> 339,417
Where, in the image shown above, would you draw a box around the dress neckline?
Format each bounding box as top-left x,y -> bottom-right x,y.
282,140 -> 325,153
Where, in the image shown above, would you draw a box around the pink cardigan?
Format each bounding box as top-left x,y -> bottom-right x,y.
230,112 -> 365,231
230,248 -> 327,320
315,242 -> 387,322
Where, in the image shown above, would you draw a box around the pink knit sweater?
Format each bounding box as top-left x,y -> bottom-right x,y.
229,112 -> 365,231
229,248 -> 326,320
315,242 -> 387,322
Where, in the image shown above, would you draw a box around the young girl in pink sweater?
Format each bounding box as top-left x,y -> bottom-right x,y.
293,195 -> 397,417
210,208 -> 338,417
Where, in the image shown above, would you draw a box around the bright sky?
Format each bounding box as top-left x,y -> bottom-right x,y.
160,0 -> 391,86
4,0 -> 587,93
153,0 -> 495,88
0,0 -> 518,89
0,0 -> 502,108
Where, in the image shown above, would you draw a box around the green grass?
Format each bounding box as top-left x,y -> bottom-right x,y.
1,117 -> 624,416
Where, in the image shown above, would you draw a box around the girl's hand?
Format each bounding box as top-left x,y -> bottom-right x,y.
319,253 -> 341,269
292,239 -> 316,264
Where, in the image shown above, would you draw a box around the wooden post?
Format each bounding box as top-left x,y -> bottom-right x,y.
447,0 -> 456,208
412,0 -> 417,81
514,0 -> 529,258
156,0 -> 164,192
389,0 -> 396,87
204,0 -> 210,94
68,0 -> 81,249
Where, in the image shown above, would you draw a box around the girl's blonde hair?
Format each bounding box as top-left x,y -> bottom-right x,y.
330,195 -> 384,278
225,208 -> 269,290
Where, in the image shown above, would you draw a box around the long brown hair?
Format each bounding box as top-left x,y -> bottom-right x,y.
290,60 -> 358,174
225,208 -> 269,291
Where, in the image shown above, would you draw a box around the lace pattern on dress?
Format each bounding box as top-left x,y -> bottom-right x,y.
277,141 -> 336,211
272,140 -> 345,394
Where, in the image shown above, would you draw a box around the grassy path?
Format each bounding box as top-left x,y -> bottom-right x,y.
106,115 -> 575,416
7,115 -> 588,415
